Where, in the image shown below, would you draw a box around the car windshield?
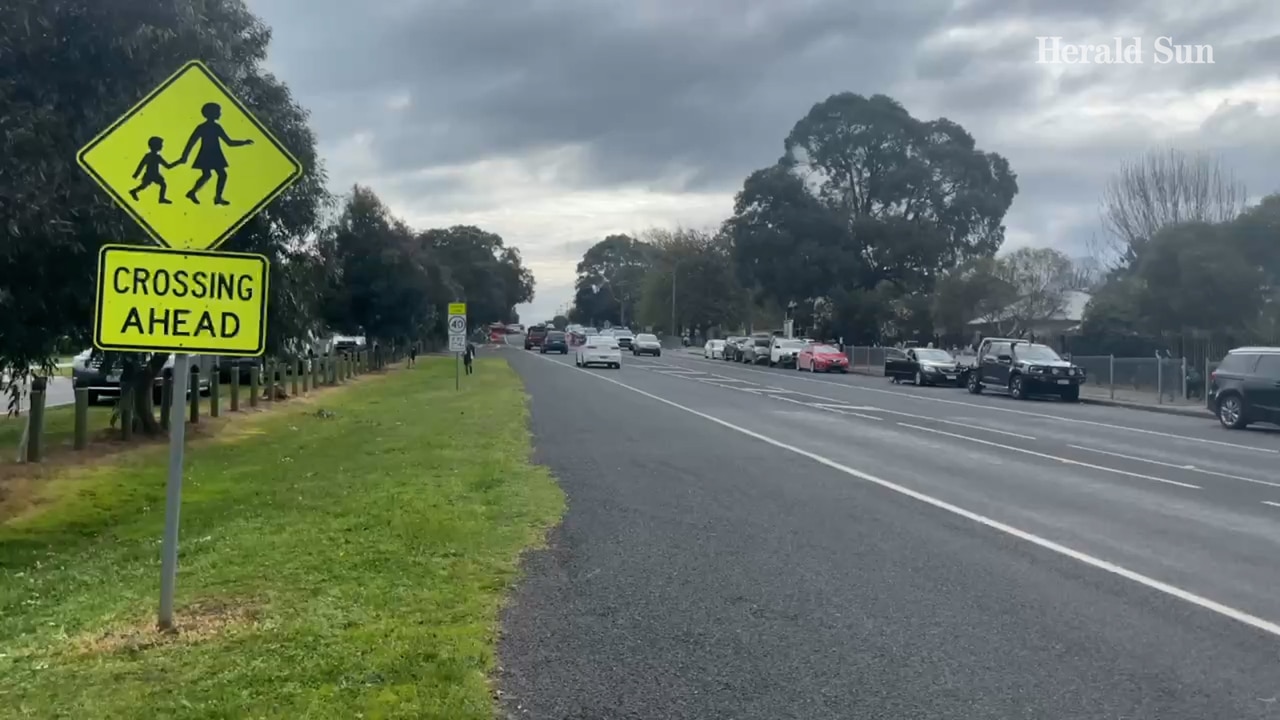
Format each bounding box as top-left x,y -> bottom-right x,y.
778,340 -> 804,348
753,337 -> 772,346
812,344 -> 839,353
547,332 -> 564,340
1015,344 -> 1062,362
637,334 -> 658,342
708,340 -> 724,346
587,339 -> 617,349
915,349 -> 954,362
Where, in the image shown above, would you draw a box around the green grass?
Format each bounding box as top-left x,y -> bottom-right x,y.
0,357 -> 564,719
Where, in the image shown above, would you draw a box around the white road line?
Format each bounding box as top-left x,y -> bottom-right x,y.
897,423 -> 1200,490
531,352 -> 1280,639
669,357 -> 1276,455
1067,445 -> 1280,490
1263,501 -> 1280,509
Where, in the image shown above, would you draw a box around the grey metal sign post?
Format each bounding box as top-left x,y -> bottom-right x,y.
158,353 -> 189,630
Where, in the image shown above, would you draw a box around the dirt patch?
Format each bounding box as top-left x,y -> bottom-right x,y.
72,598 -> 262,656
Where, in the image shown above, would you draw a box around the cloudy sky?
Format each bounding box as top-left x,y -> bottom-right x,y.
248,0 -> 1280,323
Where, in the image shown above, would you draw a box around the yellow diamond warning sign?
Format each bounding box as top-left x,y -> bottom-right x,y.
94,244 -> 269,357
77,60 -> 303,251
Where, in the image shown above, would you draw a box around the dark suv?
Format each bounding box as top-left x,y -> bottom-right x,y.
964,338 -> 1084,401
1208,347 -> 1280,429
524,325 -> 548,350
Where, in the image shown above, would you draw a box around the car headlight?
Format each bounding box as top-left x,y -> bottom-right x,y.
1028,365 -> 1044,374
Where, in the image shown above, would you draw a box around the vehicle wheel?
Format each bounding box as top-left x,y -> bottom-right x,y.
1217,393 -> 1248,429
540,348 -> 546,354
1009,375 -> 1026,400
575,357 -> 581,367
967,374 -> 983,394
562,350 -> 568,355
810,361 -> 816,373
890,376 -> 899,384
839,367 -> 848,374
655,351 -> 661,357
1061,385 -> 1080,403
915,371 -> 925,386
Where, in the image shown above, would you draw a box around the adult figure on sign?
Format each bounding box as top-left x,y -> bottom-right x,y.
179,101 -> 254,206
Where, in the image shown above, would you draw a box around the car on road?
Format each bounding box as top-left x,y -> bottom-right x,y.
1207,346 -> 1280,429
885,347 -> 962,386
797,342 -> 849,373
524,325 -> 549,350
740,334 -> 774,365
632,333 -> 662,356
703,339 -> 725,359
769,337 -> 805,368
575,336 -> 622,369
964,338 -> 1084,401
540,330 -> 569,354
609,328 -> 636,350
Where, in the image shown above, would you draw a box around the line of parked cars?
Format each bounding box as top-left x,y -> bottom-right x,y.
713,335 -> 850,372
712,334 -> 1280,431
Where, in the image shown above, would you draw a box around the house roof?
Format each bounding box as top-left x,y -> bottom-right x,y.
967,290 -> 1092,325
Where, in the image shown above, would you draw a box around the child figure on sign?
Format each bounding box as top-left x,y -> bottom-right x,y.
129,136 -> 176,203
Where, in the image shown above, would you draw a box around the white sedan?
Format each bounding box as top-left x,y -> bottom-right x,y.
703,339 -> 726,359
575,337 -> 622,369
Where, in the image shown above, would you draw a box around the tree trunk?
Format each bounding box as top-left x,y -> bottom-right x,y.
126,355 -> 168,436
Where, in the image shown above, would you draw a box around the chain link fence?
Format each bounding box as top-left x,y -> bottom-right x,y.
843,346 -> 1216,408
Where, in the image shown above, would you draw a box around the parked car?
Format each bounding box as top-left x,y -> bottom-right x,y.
797,342 -> 849,373
703,339 -> 725,359
540,330 -> 569,354
963,338 -> 1084,401
741,334 -> 773,365
769,338 -> 805,367
632,333 -> 662,356
722,336 -> 747,361
72,350 -> 210,405
885,347 -> 963,386
575,336 -> 622,369
1207,346 -> 1280,429
524,325 -> 549,350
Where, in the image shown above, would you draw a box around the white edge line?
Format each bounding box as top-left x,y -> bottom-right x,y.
1067,445 -> 1280,489
674,356 -> 1278,455
530,352 -> 1280,638
898,423 -> 1200,490
1262,501 -> 1280,509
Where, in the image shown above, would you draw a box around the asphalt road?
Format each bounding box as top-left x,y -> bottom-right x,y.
496,341 -> 1280,719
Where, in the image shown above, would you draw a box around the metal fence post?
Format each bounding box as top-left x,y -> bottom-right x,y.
160,372 -> 173,430
1180,356 -> 1187,402
188,364 -> 200,424
249,366 -> 260,408
26,377 -> 46,463
1156,354 -> 1163,405
231,369 -> 241,412
74,387 -> 89,451
1108,354 -> 1115,400
210,369 -> 220,418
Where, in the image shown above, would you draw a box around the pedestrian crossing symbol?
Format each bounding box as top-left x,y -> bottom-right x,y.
77,60 -> 303,251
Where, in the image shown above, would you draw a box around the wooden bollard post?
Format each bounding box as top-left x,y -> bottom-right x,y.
74,387 -> 89,450
265,359 -> 275,403
291,359 -> 300,396
249,366 -> 260,408
302,358 -> 310,393
231,368 -> 241,411
210,369 -> 221,417
26,376 -> 47,462
188,364 -> 200,424
160,372 -> 173,430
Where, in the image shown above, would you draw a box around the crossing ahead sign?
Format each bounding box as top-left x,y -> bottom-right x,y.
93,244 -> 268,356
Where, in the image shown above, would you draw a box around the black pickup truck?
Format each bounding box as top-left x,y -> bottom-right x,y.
960,338 -> 1085,401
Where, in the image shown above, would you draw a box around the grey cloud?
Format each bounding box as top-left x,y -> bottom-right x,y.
248,0 -> 1280,287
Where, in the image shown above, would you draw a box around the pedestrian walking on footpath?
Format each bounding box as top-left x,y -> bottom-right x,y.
464,341 -> 476,375
408,342 -> 417,368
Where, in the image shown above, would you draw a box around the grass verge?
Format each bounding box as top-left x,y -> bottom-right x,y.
0,357 -> 563,719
